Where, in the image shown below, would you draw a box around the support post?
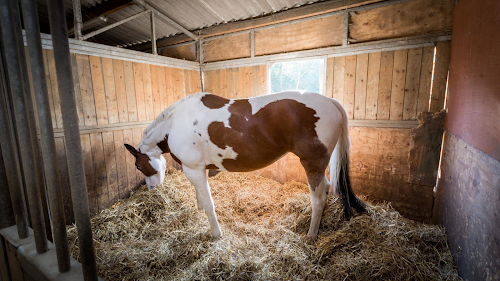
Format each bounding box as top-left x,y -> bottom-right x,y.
20,0 -> 71,272
343,10 -> 349,46
151,11 -> 157,55
0,0 -> 48,254
47,0 -> 98,280
72,0 -> 83,40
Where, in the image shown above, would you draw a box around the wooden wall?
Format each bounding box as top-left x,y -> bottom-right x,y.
434,0 -> 500,279
34,49 -> 201,220
201,43 -> 450,221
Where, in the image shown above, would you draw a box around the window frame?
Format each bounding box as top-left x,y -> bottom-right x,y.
266,56 -> 327,96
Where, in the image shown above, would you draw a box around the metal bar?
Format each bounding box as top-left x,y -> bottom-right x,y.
250,31 -> 255,58
0,51 -> 29,239
150,11 -> 157,55
0,0 -> 48,254
47,0 -> 98,279
81,9 -> 149,40
133,0 -> 199,41
11,0 -> 52,243
343,10 -> 348,46
20,0 -> 71,272
72,0 -> 83,40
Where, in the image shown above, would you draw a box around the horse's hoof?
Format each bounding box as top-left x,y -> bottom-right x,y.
212,232 -> 222,240
306,233 -> 318,241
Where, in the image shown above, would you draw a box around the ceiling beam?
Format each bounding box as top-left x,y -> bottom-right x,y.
68,0 -> 135,36
132,0 -> 199,41
128,0 -> 385,52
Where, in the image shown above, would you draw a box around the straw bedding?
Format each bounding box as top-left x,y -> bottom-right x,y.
67,169 -> 461,280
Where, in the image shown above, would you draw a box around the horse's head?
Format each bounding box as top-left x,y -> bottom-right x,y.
124,144 -> 166,189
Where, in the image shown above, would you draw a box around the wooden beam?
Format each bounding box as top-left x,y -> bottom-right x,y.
81,10 -> 149,40
129,0 -> 384,52
132,0 -> 198,41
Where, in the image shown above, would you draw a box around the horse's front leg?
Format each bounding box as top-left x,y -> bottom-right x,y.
183,165 -> 222,239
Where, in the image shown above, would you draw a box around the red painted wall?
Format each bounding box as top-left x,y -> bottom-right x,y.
445,0 -> 500,161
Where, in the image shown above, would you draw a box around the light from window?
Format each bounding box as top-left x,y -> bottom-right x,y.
268,58 -> 323,94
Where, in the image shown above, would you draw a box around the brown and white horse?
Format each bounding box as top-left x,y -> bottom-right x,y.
125,91 -> 365,239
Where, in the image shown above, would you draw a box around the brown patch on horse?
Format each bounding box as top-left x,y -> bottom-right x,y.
201,94 -> 229,109
207,99 -> 329,176
157,135 -> 169,153
124,144 -> 157,177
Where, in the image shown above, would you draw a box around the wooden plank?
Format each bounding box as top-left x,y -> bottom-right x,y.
178,69 -> 186,99
42,49 -> 57,127
354,53 -> 368,119
112,59 -> 129,123
165,67 -> 175,106
377,51 -> 394,120
132,128 -> 143,186
46,50 -> 63,128
123,61 -> 138,122
349,0 -> 455,43
142,64 -> 155,120
70,54 -> 85,126
101,57 -> 119,124
122,129 -> 137,193
54,138 -> 74,224
158,66 -> 167,110
430,41 -> 451,112
132,62 -> 146,121
113,130 -> 128,199
255,14 -> 343,56
80,134 -> 97,215
184,69 -> 193,96
191,70 -> 202,92
89,56 -> 109,125
24,48 -> 38,129
219,69 -> 227,98
344,55 -> 357,119
252,66 -> 260,97
151,65 -> 162,117
333,56 -> 346,102
325,58 -> 334,98
102,131 -> 119,205
365,52 -> 381,119
203,33 -> 251,62
90,132 -> 108,212
402,48 -> 423,120
171,68 -> 182,102
160,43 -> 197,61
203,70 -> 213,93
259,65 -> 267,96
389,49 -> 408,120
416,46 -> 435,113
76,54 -> 97,126
244,66 -> 253,98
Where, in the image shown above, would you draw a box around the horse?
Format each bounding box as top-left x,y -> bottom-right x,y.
124,91 -> 366,239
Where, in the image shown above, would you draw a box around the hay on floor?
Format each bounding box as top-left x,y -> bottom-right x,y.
67,169 -> 461,281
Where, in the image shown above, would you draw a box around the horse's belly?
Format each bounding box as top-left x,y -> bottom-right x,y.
219,148 -> 288,172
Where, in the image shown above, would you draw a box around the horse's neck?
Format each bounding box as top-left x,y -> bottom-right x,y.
139,119 -> 171,155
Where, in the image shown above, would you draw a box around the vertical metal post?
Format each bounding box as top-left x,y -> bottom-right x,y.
20,0 -> 71,272
343,10 -> 349,46
47,0 -> 98,280
151,11 -> 157,55
0,54 -> 28,239
10,0 -> 53,243
72,0 -> 83,40
250,30 -> 255,58
0,0 -> 48,254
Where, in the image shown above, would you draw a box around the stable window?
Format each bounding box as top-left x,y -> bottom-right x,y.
268,58 -> 324,95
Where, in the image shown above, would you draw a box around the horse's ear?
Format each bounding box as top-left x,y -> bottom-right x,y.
124,144 -> 139,157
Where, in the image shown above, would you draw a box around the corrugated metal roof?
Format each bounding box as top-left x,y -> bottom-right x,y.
34,0 -> 325,48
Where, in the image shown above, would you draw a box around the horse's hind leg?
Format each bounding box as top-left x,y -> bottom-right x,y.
300,157 -> 331,239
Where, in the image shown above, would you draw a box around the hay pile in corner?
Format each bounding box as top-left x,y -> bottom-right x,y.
67,169 -> 461,281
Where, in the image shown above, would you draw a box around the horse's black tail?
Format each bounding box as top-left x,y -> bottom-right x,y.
338,155 -> 366,219
330,99 -> 366,219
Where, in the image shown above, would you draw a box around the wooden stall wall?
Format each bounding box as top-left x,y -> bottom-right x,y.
433,0 -> 500,279
35,49 -> 201,220
202,44 -> 450,221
